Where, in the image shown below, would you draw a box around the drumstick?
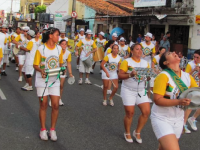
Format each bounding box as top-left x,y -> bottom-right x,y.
110,79 -> 116,88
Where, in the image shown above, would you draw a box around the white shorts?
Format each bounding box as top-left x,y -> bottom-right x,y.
151,117 -> 183,140
36,86 -> 60,97
18,55 -> 25,65
3,54 -> 9,63
102,70 -> 118,80
150,77 -> 155,88
25,65 -> 34,75
79,60 -> 91,73
121,87 -> 150,106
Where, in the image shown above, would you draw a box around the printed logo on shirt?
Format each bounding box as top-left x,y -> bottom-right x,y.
46,55 -> 59,69
192,71 -> 199,86
83,44 -> 92,53
106,62 -> 118,72
143,47 -> 151,56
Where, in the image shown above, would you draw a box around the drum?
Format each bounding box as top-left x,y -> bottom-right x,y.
93,47 -> 104,62
81,56 -> 93,68
13,46 -> 20,55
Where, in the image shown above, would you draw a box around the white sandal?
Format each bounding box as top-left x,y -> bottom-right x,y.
133,130 -> 142,144
124,133 -> 133,143
109,99 -> 114,106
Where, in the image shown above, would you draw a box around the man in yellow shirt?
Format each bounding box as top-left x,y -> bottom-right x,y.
75,29 -> 97,85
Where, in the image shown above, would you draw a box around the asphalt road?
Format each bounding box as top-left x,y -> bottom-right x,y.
0,56 -> 200,150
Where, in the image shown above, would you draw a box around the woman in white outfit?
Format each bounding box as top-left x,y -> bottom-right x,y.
118,44 -> 150,144
151,51 -> 197,150
101,44 -> 122,106
33,27 -> 63,141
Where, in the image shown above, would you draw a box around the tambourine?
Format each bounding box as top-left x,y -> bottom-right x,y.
133,67 -> 157,78
68,76 -> 75,85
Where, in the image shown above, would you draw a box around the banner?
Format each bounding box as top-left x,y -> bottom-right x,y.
134,0 -> 166,8
68,39 -> 75,53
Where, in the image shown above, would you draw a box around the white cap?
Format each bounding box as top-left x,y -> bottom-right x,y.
23,26 -> 30,31
119,37 -> 126,41
27,30 -> 35,37
99,31 -> 105,37
85,29 -> 93,35
60,30 -> 66,33
112,33 -> 118,38
144,32 -> 153,38
79,28 -> 85,32
2,24 -> 8,28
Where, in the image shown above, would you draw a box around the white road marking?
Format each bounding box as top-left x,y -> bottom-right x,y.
93,84 -> 121,97
0,89 -> 6,100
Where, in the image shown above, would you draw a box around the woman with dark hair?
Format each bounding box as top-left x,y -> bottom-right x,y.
33,27 -> 63,141
151,51 -> 197,150
183,49 -> 200,133
119,44 -> 151,144
101,44 -> 122,106
49,39 -> 73,107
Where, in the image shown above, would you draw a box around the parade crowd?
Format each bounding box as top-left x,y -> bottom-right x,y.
0,23 -> 200,150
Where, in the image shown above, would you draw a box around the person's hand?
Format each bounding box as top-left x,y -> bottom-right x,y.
130,70 -> 137,77
86,52 -> 91,57
69,73 -> 73,78
194,66 -> 199,72
106,72 -> 110,78
179,98 -> 191,106
142,55 -> 146,58
41,69 -> 47,78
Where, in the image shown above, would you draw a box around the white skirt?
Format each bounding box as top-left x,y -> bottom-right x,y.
36,86 -> 60,97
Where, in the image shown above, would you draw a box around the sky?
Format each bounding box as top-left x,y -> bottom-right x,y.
0,0 -> 20,13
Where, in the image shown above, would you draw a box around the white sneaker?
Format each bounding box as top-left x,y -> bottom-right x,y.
49,130 -> 57,141
49,101 -> 51,107
103,100 -> 107,106
188,117 -> 197,131
85,79 -> 92,85
59,99 -> 64,106
40,130 -> 48,141
184,125 -> 191,134
21,83 -> 29,90
107,90 -> 112,95
16,67 -> 18,71
18,76 -> 22,82
109,99 -> 114,106
76,65 -> 79,70
25,86 -> 33,91
79,79 -> 83,85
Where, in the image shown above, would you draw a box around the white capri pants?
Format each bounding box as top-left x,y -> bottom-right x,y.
121,87 -> 150,106
36,86 -> 60,97
151,117 -> 183,139
79,60 -> 91,73
3,54 -> 9,63
18,55 -> 26,65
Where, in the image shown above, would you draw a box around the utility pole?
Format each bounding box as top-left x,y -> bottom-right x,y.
10,0 -> 13,25
71,0 -> 76,39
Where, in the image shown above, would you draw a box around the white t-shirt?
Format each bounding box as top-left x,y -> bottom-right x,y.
96,38 -> 106,47
120,58 -> 149,91
62,49 -> 71,67
34,44 -> 63,88
151,71 -> 192,121
129,41 -> 135,47
0,32 -> 6,51
25,39 -> 37,66
118,45 -> 130,58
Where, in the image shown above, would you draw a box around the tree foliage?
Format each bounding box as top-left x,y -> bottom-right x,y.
34,5 -> 46,15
